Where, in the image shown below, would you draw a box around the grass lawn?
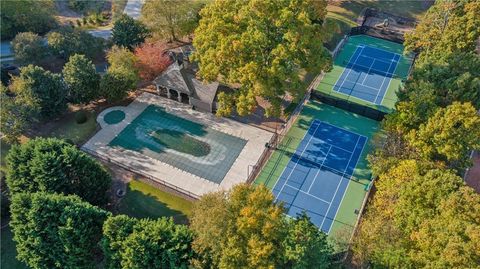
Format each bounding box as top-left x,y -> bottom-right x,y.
1,226 -> 28,269
46,110 -> 97,146
118,180 -> 193,224
1,110 -> 97,172
325,0 -> 432,49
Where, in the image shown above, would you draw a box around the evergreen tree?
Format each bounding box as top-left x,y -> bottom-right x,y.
112,14 -> 149,50
63,54 -> 101,104
10,65 -> 66,118
10,192 -> 109,269
6,137 -> 111,206
102,215 -> 194,269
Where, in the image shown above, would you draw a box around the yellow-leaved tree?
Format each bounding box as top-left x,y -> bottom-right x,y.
192,0 -> 335,117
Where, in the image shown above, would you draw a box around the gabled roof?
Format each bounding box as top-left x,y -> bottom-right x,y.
184,72 -> 219,103
153,61 -> 221,104
153,62 -> 191,95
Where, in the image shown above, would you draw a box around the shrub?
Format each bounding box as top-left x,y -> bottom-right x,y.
75,110 -> 88,124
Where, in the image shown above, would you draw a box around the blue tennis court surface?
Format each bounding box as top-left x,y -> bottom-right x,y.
333,44 -> 400,105
272,120 -> 367,233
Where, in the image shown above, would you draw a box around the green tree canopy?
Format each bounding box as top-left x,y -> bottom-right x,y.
5,137 -> 111,206
47,26 -> 104,60
10,192 -> 109,269
0,0 -> 57,40
0,84 -> 39,143
404,0 -> 480,65
401,52 -> 480,109
192,0 -> 333,117
102,215 -> 194,269
62,54 -> 101,104
11,32 -> 48,65
385,89 -> 439,134
100,68 -> 135,102
352,160 -> 465,267
407,102 -> 480,169
410,186 -> 480,268
190,184 -> 333,269
283,213 -> 332,269
106,46 -> 139,85
141,0 -> 204,41
190,184 -> 286,268
10,65 -> 66,118
112,14 -> 150,50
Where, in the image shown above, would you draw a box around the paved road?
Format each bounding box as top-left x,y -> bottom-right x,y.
124,0 -> 145,20
88,0 -> 145,39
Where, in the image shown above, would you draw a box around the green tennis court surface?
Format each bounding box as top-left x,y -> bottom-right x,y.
109,105 -> 247,184
317,35 -> 413,113
255,100 -> 380,239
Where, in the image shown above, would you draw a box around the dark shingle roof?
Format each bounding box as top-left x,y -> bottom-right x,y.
154,61 -> 220,104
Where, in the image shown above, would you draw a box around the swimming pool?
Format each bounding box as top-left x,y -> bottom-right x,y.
109,105 -> 247,184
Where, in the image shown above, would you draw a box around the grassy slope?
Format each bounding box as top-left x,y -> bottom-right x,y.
118,180 -> 193,223
47,110 -> 97,145
1,226 -> 28,269
325,0 -> 431,49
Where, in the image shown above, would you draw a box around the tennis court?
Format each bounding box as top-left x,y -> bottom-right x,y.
272,120 -> 367,233
317,35 -> 413,112
333,45 -> 400,104
255,101 -> 379,242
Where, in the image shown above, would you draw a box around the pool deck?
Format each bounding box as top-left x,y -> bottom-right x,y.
82,92 -> 273,197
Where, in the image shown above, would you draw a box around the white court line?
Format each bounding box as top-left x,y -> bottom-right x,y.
327,136 -> 368,234
378,54 -> 401,105
319,135 -> 361,230
349,62 -> 396,78
373,54 -> 398,104
335,45 -> 365,93
274,122 -> 321,203
313,120 -> 366,143
270,122 -> 319,195
284,184 -> 331,205
356,53 -> 396,66
362,44 -> 402,58
361,59 -> 376,84
342,79 -> 381,91
329,144 -> 354,154
306,145 -> 332,193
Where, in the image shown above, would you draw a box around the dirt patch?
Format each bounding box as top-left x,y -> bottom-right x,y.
465,151 -> 480,193
55,0 -> 82,25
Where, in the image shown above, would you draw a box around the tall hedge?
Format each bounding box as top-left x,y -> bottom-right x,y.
10,192 -> 109,269
5,138 -> 111,206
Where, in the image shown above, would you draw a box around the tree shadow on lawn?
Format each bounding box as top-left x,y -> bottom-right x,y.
117,181 -> 192,225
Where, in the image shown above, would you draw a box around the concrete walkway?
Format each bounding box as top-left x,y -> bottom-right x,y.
83,93 -> 273,197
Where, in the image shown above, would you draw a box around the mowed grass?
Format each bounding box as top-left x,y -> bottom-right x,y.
47,110 -> 97,146
0,110 -> 97,171
325,0 -> 432,49
118,180 -> 193,224
1,226 -> 28,269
